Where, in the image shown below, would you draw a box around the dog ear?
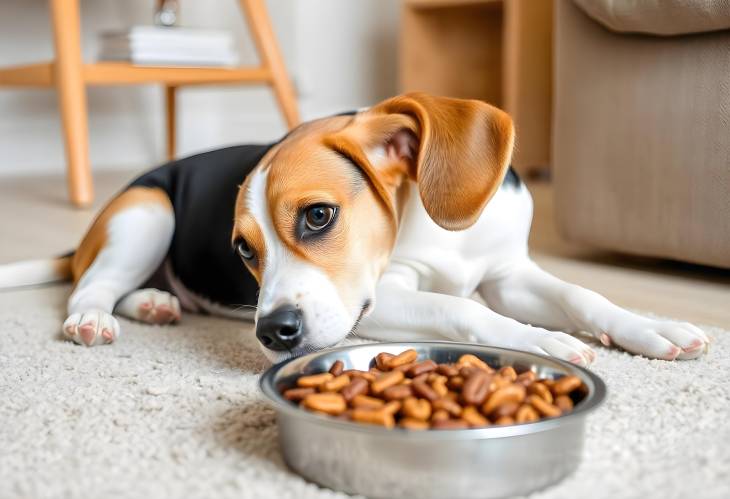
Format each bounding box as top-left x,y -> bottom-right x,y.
325,93 -> 515,230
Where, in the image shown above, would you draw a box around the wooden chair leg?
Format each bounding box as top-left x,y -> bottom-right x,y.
239,0 -> 300,129
49,0 -> 93,207
165,85 -> 177,161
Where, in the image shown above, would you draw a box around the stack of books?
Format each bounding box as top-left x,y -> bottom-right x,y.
98,26 -> 238,67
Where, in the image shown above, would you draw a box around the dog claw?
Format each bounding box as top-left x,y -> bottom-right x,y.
599,333 -> 611,347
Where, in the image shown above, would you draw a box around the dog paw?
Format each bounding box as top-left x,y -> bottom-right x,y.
600,318 -> 710,360
115,289 -> 181,325
509,328 -> 595,366
63,310 -> 120,346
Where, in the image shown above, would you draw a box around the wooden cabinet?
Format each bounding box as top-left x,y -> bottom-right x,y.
400,0 -> 553,174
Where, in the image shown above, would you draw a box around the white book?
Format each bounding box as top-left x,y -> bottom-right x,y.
101,26 -> 234,46
98,25 -> 239,67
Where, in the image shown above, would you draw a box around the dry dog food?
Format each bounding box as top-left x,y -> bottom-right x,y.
281,350 -> 587,430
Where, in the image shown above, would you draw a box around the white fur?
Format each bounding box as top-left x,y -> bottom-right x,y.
115,288 -> 181,324
357,182 -> 709,365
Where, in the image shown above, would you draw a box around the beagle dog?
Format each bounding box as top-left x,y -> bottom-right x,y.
1,93 -> 709,365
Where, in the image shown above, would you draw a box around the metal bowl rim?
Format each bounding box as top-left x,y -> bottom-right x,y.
260,341 -> 606,440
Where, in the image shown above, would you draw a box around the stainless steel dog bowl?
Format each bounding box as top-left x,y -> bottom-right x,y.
260,342 -> 606,499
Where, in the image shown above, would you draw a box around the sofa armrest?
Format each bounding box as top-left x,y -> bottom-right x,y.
573,0 -> 730,36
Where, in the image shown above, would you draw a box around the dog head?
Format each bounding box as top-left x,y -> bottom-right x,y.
232,93 -> 514,362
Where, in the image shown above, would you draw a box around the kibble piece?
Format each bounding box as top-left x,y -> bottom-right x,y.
552,375 -> 582,396
407,359 -> 438,377
412,379 -> 439,402
516,370 -> 536,385
329,360 -> 344,376
375,352 -> 395,371
341,377 -> 369,402
283,387 -> 315,401
491,376 -> 512,391
515,404 -> 540,423
436,364 -> 459,377
382,400 -> 402,415
554,395 -> 574,412
447,375 -> 465,390
498,366 -> 517,381
462,406 -> 489,427
459,366 -> 479,379
352,408 -> 395,428
351,394 -> 385,410
482,384 -> 526,416
297,372 -> 334,388
491,401 -> 520,419
527,394 -> 562,418
383,384 -> 413,401
320,374 -> 351,392
433,397 -> 462,417
386,349 -> 418,369
462,370 -> 491,406
343,369 -> 376,382
302,392 -> 347,415
431,376 -> 449,397
371,371 -> 405,394
402,397 -> 432,421
431,409 -> 450,422
393,362 -> 419,374
527,382 -> 554,404
457,354 -> 491,372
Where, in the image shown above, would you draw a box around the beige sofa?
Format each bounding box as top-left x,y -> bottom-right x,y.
552,0 -> 730,269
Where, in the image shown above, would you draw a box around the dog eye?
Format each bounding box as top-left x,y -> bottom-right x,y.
235,239 -> 255,260
304,205 -> 336,231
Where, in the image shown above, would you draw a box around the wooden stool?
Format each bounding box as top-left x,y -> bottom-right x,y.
0,0 -> 300,207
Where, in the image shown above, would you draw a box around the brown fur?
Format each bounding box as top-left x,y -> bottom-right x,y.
325,93 -> 515,231
71,187 -> 172,282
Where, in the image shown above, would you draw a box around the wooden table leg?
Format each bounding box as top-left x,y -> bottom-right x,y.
49,0 -> 93,207
165,85 -> 177,161
239,0 -> 300,129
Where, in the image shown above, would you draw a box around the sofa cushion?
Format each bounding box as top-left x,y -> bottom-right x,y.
573,0 -> 730,36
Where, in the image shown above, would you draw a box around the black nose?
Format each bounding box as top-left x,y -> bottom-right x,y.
256,305 -> 303,351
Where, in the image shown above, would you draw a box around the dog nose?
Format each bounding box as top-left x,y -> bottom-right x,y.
256,305 -> 303,351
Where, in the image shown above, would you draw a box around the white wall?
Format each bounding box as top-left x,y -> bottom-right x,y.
0,0 -> 399,177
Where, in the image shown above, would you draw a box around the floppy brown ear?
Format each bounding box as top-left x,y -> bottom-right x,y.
326,93 -> 515,230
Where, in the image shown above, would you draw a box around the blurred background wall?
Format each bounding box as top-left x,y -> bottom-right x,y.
0,0 -> 400,176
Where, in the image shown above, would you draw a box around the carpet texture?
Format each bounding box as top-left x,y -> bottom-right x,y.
1,285 -> 728,499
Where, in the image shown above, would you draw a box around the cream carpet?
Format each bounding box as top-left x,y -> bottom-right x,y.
1,285 -> 728,499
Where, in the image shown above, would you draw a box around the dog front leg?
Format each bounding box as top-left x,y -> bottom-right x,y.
358,270 -> 595,365
479,260 -> 710,360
